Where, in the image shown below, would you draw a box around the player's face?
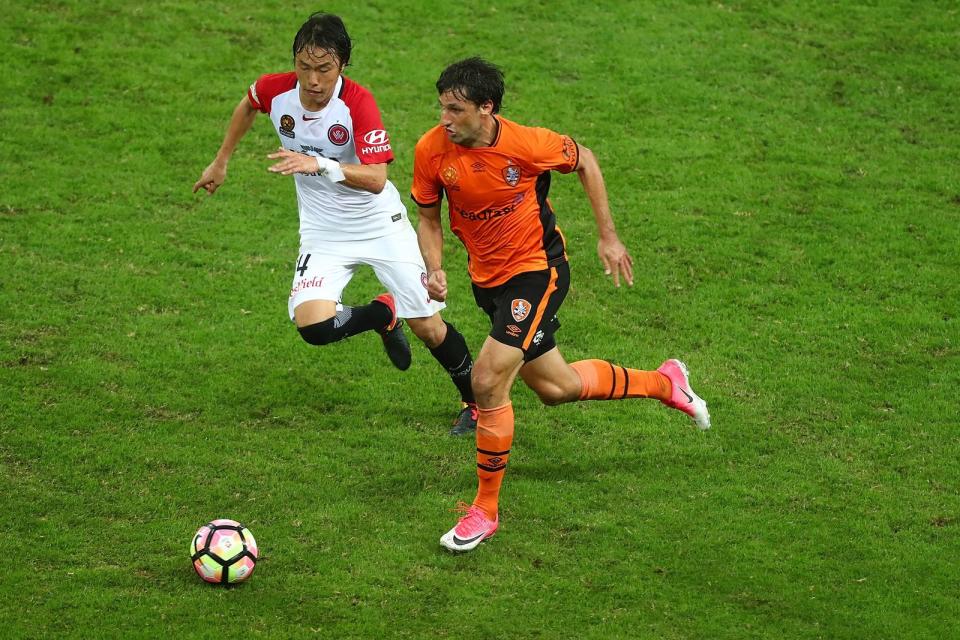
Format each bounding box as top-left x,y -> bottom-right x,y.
295,47 -> 343,111
438,91 -> 494,147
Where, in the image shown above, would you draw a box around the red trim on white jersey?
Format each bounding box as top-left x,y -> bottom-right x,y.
248,72 -> 297,115
246,71 -> 405,242
338,77 -> 394,165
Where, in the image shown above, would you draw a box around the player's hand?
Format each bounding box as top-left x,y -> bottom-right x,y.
427,269 -> 448,302
598,235 -> 634,287
193,161 -> 227,195
267,147 -> 320,176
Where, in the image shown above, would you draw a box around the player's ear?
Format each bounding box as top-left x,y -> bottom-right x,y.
479,100 -> 495,116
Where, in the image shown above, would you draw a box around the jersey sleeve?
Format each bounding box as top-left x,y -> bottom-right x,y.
525,127 -> 580,174
247,72 -> 298,115
411,133 -> 443,207
340,78 -> 395,165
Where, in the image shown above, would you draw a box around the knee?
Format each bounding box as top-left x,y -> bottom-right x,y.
297,319 -> 337,346
407,316 -> 446,349
471,364 -> 501,398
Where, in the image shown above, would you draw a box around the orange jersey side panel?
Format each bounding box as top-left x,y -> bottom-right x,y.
412,117 -> 579,287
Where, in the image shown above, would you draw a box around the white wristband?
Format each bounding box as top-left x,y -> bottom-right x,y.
315,156 -> 346,183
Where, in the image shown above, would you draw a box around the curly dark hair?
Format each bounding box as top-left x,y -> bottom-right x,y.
436,57 -> 505,114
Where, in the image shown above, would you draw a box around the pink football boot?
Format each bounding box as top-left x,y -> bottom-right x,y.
657,359 -> 711,430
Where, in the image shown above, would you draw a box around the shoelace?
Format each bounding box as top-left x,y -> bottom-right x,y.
450,502 -> 491,535
450,500 -> 472,516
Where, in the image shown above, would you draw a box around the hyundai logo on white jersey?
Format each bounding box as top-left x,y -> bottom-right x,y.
360,128 -> 391,155
362,129 -> 389,145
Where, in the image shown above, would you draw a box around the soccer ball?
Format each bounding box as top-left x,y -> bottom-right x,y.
190,519 -> 259,584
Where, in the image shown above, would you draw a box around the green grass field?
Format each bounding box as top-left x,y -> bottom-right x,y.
2,1 -> 959,637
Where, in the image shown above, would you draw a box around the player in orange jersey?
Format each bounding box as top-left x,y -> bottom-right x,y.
411,58 -> 711,552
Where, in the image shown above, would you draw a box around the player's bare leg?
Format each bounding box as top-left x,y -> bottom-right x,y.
470,337 -> 525,408
293,298 -> 338,326
517,346 -> 581,406
405,313 -> 446,349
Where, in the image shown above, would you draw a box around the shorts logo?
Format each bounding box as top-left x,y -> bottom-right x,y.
328,123 -> 350,146
290,276 -> 324,297
442,166 -> 459,185
279,114 -> 296,139
532,329 -> 544,346
420,272 -> 429,289
502,163 -> 521,187
505,324 -> 522,338
362,129 -> 389,145
511,298 -> 531,322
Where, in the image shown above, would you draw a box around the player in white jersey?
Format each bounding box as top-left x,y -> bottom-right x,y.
193,12 -> 478,434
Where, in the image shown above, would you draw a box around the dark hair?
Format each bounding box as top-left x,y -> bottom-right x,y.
292,13 -> 352,67
436,57 -> 505,114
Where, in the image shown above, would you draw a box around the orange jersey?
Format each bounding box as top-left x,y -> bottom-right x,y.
411,117 -> 580,287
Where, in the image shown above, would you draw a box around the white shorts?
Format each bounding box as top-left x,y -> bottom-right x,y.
288,223 -> 445,321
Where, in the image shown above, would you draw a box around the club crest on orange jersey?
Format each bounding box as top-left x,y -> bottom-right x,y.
502,163 -> 521,187
511,298 -> 531,322
442,166 -> 459,185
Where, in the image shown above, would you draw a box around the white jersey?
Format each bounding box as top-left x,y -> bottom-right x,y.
248,72 -> 407,243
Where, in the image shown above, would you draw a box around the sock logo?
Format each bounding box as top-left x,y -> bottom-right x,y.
332,307 -> 354,329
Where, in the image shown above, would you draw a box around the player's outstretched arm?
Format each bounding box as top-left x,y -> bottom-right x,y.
416,203 -> 447,302
575,143 -> 634,287
193,97 -> 258,195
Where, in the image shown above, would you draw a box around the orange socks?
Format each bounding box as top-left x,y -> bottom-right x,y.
570,359 -> 671,402
469,364 -> 666,520
472,403 -> 514,520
